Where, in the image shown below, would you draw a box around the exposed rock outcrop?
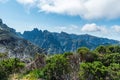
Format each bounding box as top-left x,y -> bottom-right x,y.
0,19 -> 46,60
22,28 -> 120,54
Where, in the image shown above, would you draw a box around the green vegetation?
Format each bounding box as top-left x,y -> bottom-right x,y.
0,58 -> 25,80
79,61 -> 108,80
0,45 -> 120,80
43,54 -> 71,80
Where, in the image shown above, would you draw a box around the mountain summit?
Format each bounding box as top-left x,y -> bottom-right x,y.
0,19 -> 46,60
22,28 -> 120,54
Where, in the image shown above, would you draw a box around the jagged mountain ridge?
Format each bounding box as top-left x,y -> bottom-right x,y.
22,28 -> 120,54
0,19 -> 46,60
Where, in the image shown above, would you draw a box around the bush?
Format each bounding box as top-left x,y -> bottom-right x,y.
0,58 -> 25,79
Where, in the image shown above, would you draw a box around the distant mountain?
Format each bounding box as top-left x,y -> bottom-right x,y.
22,28 -> 120,54
0,19 -> 46,60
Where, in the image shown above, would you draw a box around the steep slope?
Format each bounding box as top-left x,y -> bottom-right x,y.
22,28 -> 120,54
23,29 -> 63,54
0,19 -> 46,60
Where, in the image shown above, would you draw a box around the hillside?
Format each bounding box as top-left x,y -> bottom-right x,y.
0,19 -> 46,60
4,45 -> 120,80
22,28 -> 120,54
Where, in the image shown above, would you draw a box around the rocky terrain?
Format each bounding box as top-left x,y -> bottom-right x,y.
0,18 -> 119,55
0,19 -> 46,60
22,28 -> 120,54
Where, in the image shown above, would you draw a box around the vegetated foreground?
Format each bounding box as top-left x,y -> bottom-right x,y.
0,45 -> 120,80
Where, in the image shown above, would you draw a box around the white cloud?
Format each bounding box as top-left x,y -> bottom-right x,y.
81,23 -> 101,32
16,0 -> 120,20
111,25 -> 120,32
80,24 -> 120,40
42,25 -> 80,34
81,23 -> 107,33
14,22 -> 120,40
83,0 -> 120,19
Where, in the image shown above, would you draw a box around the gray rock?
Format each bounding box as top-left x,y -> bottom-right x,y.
22,29 -> 120,54
0,19 -> 2,24
0,19 -> 46,60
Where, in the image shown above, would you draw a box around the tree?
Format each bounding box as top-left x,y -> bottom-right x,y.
100,53 -> 120,66
84,52 -> 98,62
106,45 -> 120,53
114,46 -> 120,53
77,47 -> 98,62
108,63 -> 120,80
0,52 -> 8,60
77,47 -> 90,62
79,61 -> 108,80
63,52 -> 73,58
0,58 -> 25,80
43,54 -> 71,80
95,45 -> 106,54
107,45 -> 116,53
0,65 -> 8,80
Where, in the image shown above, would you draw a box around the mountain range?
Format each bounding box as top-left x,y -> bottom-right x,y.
0,19 -> 46,61
22,28 -> 120,54
0,18 -> 120,55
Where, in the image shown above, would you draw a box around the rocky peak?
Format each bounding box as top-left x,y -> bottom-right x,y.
0,19 -> 2,24
0,19 -> 46,60
43,30 -> 49,34
33,28 -> 39,32
22,29 -> 120,54
60,31 -> 70,38
0,19 -> 16,33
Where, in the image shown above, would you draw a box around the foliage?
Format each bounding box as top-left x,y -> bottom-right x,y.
95,45 -> 107,54
43,54 -> 71,80
77,47 -> 99,62
78,45 -> 120,80
63,52 -> 73,57
0,52 -> 8,59
79,61 -> 108,80
0,58 -> 25,80
107,45 -> 120,53
0,67 -> 7,80
108,63 -> 120,80
100,53 -> 120,66
77,47 -> 90,62
1,45 -> 120,80
22,70 -> 39,80
79,62 -> 120,80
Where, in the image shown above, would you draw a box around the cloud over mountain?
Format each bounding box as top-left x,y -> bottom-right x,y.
81,23 -> 102,32
112,25 -> 120,33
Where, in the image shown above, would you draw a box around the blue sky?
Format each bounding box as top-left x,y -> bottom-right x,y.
0,0 -> 120,40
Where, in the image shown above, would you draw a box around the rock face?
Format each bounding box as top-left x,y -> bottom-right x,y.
22,28 -> 120,54
0,19 -> 46,60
